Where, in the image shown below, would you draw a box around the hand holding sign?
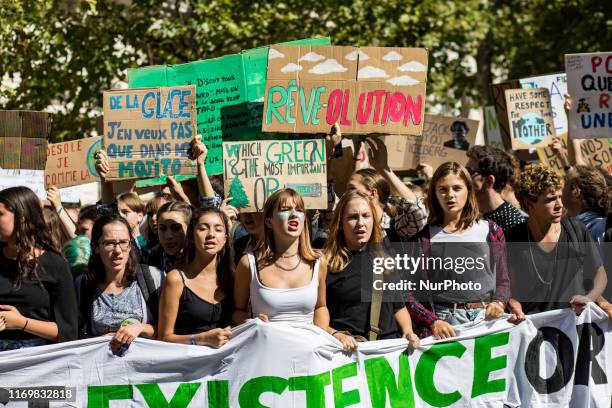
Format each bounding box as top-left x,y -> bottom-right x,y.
95,149 -> 110,181
365,136 -> 390,172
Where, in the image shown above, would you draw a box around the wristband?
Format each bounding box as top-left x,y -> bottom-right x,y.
189,334 -> 197,345
22,318 -> 29,331
57,206 -> 65,215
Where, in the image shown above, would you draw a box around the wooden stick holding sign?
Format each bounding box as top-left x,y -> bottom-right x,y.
102,86 -> 197,181
223,139 -> 327,212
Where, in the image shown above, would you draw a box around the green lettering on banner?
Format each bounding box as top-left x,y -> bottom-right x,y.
88,385 -> 133,408
288,371 -> 331,408
471,332 -> 509,398
136,383 -> 200,408
415,341 -> 467,407
238,376 -> 288,408
332,362 -> 361,408
266,85 -> 288,125
364,353 -> 415,408
286,80 -> 298,124
208,380 -> 230,408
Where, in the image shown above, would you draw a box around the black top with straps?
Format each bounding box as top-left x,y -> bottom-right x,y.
174,271 -> 234,335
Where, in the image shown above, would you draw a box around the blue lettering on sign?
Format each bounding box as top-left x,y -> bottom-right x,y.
109,96 -> 122,110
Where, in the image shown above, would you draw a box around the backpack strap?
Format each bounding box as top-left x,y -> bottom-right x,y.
369,270 -> 383,341
136,264 -> 159,322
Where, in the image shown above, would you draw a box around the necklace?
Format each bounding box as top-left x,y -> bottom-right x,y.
526,225 -> 560,287
274,257 -> 302,271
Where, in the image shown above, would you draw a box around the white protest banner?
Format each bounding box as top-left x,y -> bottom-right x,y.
222,138 -> 327,212
565,52 -> 612,139
0,169 -> 45,199
0,305 -> 609,407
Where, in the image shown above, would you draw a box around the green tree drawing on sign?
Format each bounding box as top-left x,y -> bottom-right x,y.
229,177 -> 250,208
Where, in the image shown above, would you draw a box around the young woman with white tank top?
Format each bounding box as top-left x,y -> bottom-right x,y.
233,189 -> 329,327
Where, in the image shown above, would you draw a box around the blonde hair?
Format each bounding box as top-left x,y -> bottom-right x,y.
117,192 -> 145,213
427,161 -> 479,230
354,168 -> 397,217
255,189 -> 319,267
514,164 -> 563,211
324,191 -> 384,272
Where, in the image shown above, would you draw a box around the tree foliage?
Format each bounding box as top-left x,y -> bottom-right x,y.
1,0 -> 609,141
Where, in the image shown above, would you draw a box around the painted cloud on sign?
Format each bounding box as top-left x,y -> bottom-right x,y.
387,75 -> 420,86
299,52 -> 325,62
397,61 -> 427,72
357,66 -> 389,79
309,59 -> 348,74
281,63 -> 303,73
268,48 -> 285,59
382,51 -> 403,61
345,50 -> 369,61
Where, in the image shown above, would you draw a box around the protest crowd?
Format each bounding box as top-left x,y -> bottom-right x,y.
0,41 -> 610,407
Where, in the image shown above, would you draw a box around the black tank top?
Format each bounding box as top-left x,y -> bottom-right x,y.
174,271 -> 233,335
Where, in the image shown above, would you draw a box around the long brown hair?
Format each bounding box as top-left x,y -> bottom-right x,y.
427,161 -> 479,230
324,191 -> 384,272
85,215 -> 139,286
181,207 -> 234,295
254,189 -> 319,267
0,187 -> 58,286
354,168 -> 397,217
43,206 -> 72,252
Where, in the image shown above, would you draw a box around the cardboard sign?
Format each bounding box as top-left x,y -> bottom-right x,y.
537,134 -> 612,175
223,139 -> 327,212
44,137 -> 102,188
0,110 -> 50,170
505,88 -> 555,149
102,86 -> 197,181
128,38 -> 331,176
383,114 -> 478,170
263,45 -> 428,136
565,52 -> 612,139
489,80 -> 520,150
484,106 -> 504,149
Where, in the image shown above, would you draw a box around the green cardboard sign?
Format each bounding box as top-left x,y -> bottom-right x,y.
128,37 -> 331,178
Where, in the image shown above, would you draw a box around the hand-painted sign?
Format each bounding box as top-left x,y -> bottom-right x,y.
102,86 -> 197,181
263,46 -> 428,135
223,139 -> 327,212
45,137 -> 101,188
0,110 -> 50,170
505,88 -> 556,149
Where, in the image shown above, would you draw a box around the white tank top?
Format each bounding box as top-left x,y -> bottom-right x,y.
247,252 -> 320,324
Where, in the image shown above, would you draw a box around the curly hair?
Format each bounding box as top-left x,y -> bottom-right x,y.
466,145 -> 517,192
514,164 -> 563,210
0,187 -> 59,286
568,165 -> 609,216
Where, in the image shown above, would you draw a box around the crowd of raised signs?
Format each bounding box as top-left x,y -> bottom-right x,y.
0,91 -> 611,355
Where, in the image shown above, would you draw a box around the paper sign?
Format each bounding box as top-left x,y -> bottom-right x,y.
565,52 -> 612,139
223,139 -> 327,212
490,80 -> 520,150
484,106 -> 504,149
102,86 -> 197,181
128,38 -> 332,175
0,169 -> 46,199
0,110 -> 50,170
44,137 -> 101,188
383,114 -> 478,170
263,45 -> 428,135
505,88 -> 556,149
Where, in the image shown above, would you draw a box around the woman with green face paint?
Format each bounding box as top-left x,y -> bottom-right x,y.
233,189 -> 330,330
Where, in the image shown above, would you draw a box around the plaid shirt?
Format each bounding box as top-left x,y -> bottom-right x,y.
393,197 -> 428,241
405,219 -> 511,337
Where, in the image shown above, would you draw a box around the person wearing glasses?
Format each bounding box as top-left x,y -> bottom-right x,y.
76,214 -> 163,354
465,146 -> 527,232
0,187 -> 78,351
